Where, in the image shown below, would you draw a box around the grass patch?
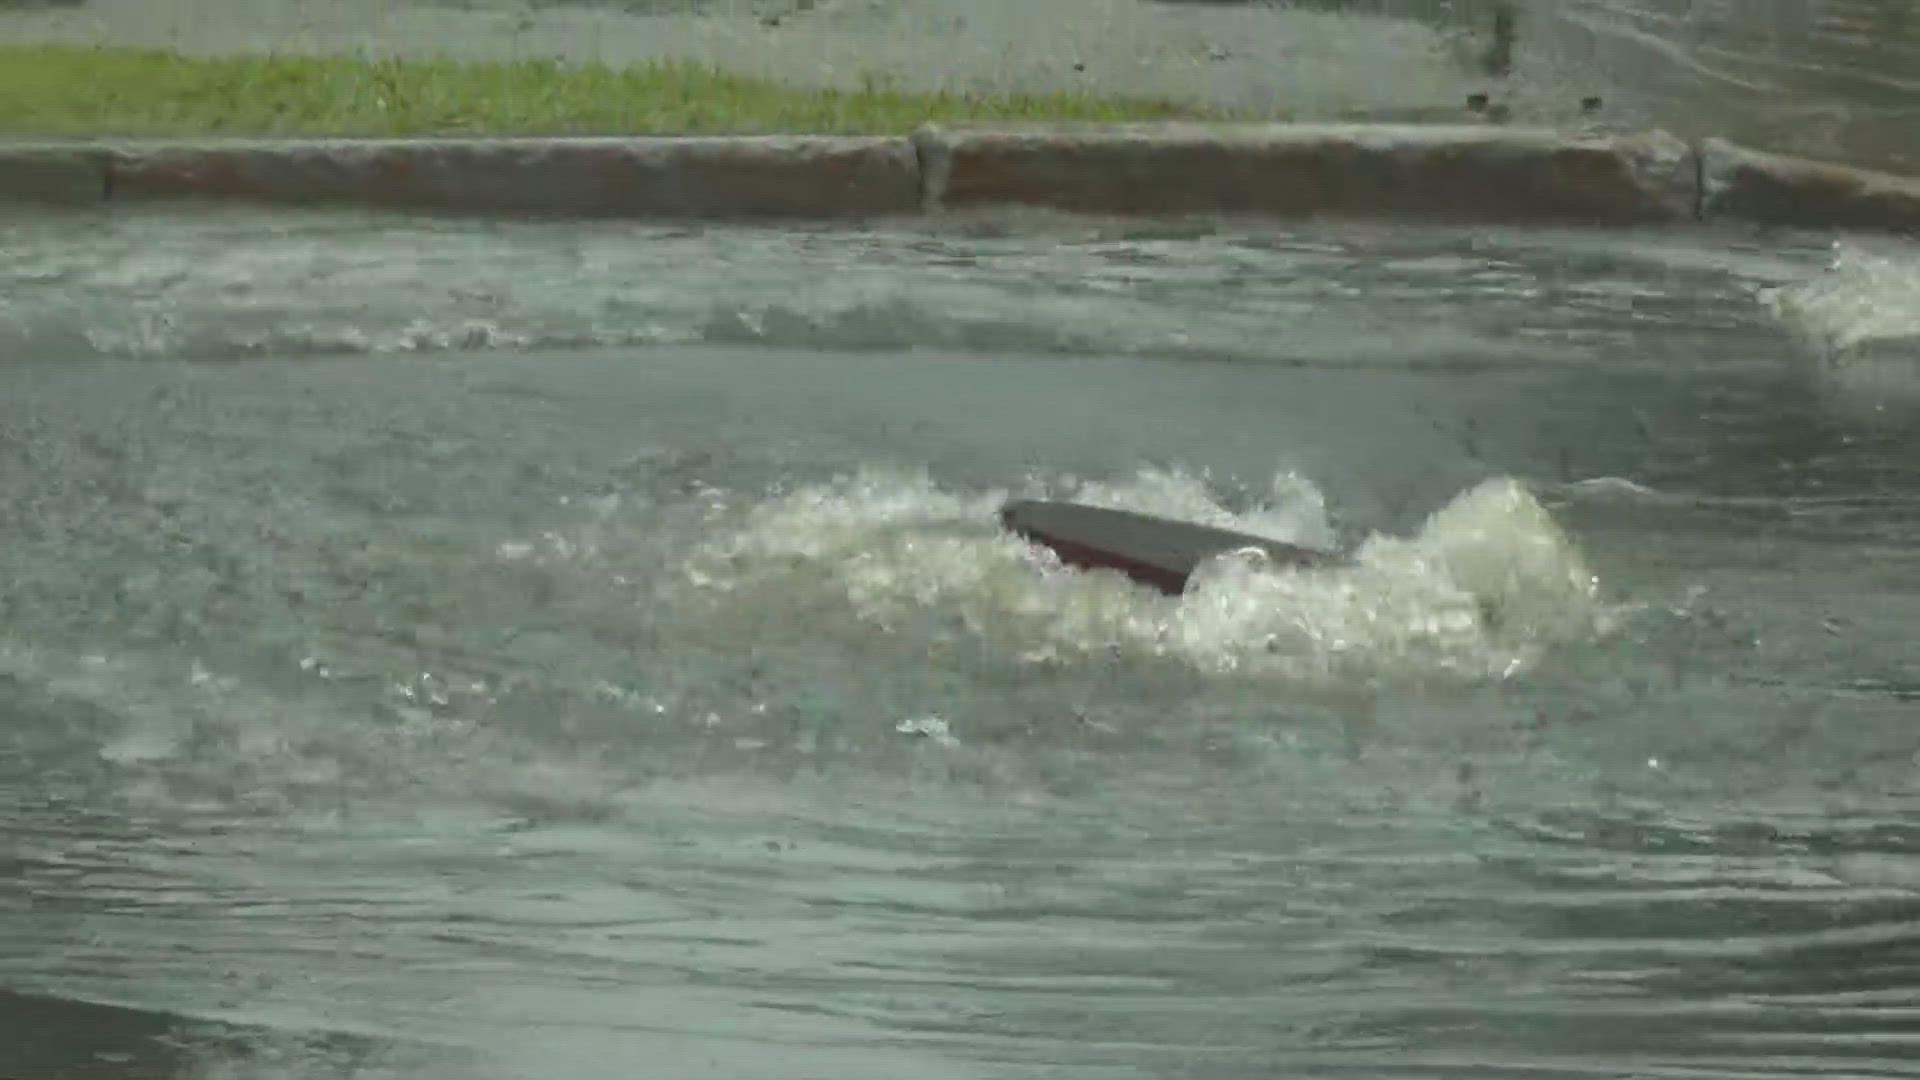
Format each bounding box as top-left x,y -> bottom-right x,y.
0,44 -> 1226,137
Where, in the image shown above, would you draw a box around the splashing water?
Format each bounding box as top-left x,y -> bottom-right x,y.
686,466 -> 1616,686
1766,239 -> 1920,358
1763,238 -> 1920,424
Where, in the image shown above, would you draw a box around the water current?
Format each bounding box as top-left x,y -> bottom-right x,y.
2,207 -> 1919,1078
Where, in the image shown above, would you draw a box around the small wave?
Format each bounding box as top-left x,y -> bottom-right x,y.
0,311 -> 700,361
1765,239 -> 1920,359
0,208 -> 1781,368
1762,239 -> 1920,428
1556,476 -> 1674,502
0,290 -> 1548,368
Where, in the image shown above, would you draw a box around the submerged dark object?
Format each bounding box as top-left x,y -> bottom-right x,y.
1000,499 -> 1338,596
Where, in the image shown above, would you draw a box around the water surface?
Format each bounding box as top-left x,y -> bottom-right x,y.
4,210 -> 1920,1078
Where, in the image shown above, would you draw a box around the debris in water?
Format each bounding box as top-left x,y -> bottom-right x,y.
896,715 -> 960,747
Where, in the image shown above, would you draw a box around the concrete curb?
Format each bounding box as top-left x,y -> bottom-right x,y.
54,136 -> 922,217
0,144 -> 114,205
913,122 -> 1699,224
1699,138 -> 1920,235
0,125 -> 1916,234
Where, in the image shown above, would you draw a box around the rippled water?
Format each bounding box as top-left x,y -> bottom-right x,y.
0,209 -> 1836,362
6,2 -> 1920,1074
4,210 -> 1920,1078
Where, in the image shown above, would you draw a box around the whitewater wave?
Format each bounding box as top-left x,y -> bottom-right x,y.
684,466 -> 1617,685
1763,238 -> 1920,426
1765,239 -> 1920,359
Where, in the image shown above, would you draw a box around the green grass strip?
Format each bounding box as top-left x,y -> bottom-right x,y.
0,44 -> 1225,137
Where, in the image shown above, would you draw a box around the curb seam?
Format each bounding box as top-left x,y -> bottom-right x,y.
908,125 -> 949,214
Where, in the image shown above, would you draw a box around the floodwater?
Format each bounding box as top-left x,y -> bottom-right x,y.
3,208 -> 1920,1078
2,0 -> 1917,170
4,2 -> 1920,1076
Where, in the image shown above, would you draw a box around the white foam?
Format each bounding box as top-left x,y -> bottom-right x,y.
1766,239 -> 1920,358
686,466 -> 1615,686
1560,476 -> 1669,501
3,209 -> 1736,368
1764,239 -> 1920,425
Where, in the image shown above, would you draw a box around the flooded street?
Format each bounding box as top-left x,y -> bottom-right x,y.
3,210 -> 1920,1077
3,1 -> 1920,1076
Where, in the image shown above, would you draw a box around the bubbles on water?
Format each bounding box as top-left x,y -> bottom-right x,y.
686,465 -> 1616,688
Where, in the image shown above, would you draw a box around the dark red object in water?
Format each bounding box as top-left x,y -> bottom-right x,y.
999,499 -> 1337,596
